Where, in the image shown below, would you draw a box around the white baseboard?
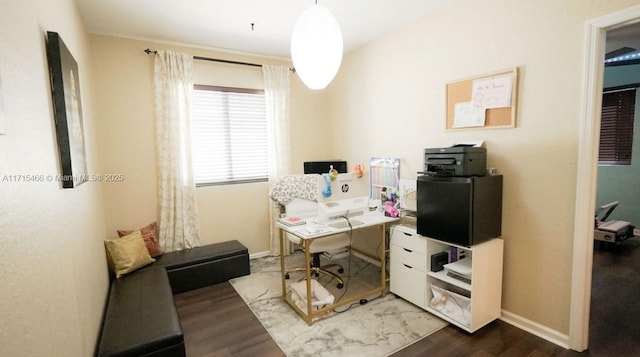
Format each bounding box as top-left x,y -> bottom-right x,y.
250,251 -> 270,259
500,310 -> 570,349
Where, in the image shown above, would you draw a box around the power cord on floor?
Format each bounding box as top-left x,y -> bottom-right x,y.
334,293 -> 383,313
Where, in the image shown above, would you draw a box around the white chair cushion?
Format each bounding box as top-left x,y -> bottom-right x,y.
306,233 -> 350,254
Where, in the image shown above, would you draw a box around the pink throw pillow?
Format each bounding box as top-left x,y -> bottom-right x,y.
117,222 -> 163,257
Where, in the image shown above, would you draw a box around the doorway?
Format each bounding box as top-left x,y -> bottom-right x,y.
570,4 -> 640,352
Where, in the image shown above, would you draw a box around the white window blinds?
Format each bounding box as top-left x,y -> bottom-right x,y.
599,88 -> 636,165
192,85 -> 268,185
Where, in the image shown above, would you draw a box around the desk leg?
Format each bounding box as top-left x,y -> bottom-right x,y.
304,238 -> 313,325
279,228 -> 287,299
380,224 -> 387,297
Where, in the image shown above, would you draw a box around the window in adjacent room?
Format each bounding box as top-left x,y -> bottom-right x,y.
192,85 -> 268,186
598,88 -> 636,165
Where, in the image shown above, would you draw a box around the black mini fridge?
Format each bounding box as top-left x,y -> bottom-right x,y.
416,175 -> 503,247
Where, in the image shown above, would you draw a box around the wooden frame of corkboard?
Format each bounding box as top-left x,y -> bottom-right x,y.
445,67 -> 518,130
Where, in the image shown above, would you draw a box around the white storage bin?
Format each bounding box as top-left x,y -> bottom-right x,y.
429,285 -> 471,327
290,279 -> 334,311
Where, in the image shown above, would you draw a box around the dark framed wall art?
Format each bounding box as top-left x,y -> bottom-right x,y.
45,31 -> 87,188
0,72 -> 6,135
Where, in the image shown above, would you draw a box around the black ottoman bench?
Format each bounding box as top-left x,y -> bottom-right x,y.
149,239 -> 250,293
96,240 -> 250,357
97,268 -> 185,357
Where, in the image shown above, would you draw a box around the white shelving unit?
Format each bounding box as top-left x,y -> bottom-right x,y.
389,225 -> 504,333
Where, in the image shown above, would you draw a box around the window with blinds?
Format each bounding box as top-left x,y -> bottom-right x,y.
192,85 -> 268,186
599,88 -> 636,165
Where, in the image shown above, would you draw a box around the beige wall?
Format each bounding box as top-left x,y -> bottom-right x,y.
90,35 -> 329,254
326,0 -> 640,338
0,0 -> 108,355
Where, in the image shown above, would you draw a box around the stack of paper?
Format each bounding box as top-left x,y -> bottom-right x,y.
443,258 -> 472,284
278,216 -> 306,226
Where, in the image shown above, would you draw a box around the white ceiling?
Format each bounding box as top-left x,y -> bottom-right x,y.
75,0 -> 450,59
76,0 -> 640,62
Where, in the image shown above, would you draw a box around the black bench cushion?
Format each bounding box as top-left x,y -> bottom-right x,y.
97,268 -> 184,357
151,240 -> 248,270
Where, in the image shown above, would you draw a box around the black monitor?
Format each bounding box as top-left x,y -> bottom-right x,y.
303,161 -> 347,174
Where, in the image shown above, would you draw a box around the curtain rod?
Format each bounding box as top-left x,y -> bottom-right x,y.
144,48 -> 294,72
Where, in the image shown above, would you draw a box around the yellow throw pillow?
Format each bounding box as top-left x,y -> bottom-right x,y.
104,231 -> 155,278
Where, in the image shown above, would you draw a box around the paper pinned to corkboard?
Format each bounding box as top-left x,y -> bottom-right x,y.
446,67 -> 518,130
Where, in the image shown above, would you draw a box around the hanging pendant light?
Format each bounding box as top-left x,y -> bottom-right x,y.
290,3 -> 343,90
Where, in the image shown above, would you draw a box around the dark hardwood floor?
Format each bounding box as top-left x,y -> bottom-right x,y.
174,239 -> 640,356
174,282 -> 285,357
390,321 -> 585,357
588,237 -> 640,356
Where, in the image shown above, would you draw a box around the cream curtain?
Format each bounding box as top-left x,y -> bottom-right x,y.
153,50 -> 201,252
263,65 -> 292,256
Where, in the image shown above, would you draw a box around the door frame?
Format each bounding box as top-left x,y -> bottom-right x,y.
570,4 -> 640,351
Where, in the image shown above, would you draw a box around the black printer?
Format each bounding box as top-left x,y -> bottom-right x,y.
423,146 -> 486,177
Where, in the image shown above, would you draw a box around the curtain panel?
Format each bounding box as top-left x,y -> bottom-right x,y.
153,50 -> 201,252
263,65 -> 292,256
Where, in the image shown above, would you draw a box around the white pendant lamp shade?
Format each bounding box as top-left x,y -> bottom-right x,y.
290,4 -> 343,90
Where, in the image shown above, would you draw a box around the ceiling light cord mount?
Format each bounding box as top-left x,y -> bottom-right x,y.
290,1 -> 343,90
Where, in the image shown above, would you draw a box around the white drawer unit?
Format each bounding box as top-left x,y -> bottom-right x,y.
389,225 -> 504,333
391,225 -> 426,254
390,225 -> 427,307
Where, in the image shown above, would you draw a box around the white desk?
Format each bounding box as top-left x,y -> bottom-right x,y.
277,212 -> 398,325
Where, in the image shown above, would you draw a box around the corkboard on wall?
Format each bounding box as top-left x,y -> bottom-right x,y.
445,67 -> 518,130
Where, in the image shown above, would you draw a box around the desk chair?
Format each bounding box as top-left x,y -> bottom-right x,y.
284,198 -> 350,289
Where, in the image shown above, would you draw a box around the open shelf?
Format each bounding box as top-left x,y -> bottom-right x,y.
427,270 -> 471,291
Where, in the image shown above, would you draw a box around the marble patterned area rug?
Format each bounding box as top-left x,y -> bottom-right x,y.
229,252 -> 448,357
